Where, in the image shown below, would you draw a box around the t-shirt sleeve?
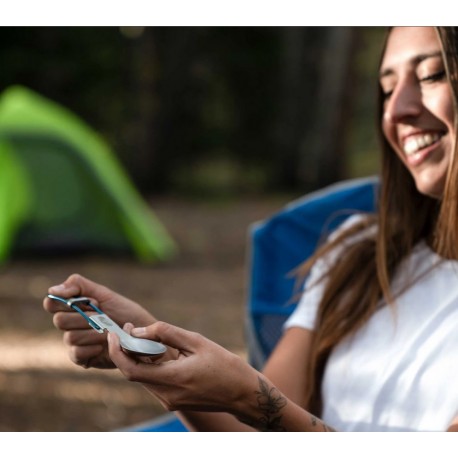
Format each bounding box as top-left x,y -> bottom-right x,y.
283,213 -> 369,331
283,252 -> 329,330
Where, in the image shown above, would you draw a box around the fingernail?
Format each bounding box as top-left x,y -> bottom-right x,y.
132,327 -> 146,336
123,322 -> 133,331
49,284 -> 66,292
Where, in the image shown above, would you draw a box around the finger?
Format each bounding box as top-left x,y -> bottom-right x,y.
131,321 -> 201,353
44,295 -> 102,321
108,328 -> 185,386
69,344 -> 105,367
53,310 -> 95,331
123,322 -> 179,363
63,329 -> 107,347
111,347 -> 179,386
48,273 -> 113,303
123,322 -> 159,362
107,332 -> 141,372
43,295 -> 71,313
107,333 -> 156,379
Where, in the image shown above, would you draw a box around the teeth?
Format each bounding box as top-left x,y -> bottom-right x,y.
404,133 -> 441,155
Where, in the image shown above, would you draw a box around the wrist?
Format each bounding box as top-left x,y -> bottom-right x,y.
234,375 -> 288,431
233,374 -> 337,432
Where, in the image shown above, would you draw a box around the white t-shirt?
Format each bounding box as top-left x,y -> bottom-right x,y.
284,214 -> 458,432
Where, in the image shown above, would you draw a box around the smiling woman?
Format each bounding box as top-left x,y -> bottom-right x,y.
380,27 -> 454,199
43,27 -> 458,432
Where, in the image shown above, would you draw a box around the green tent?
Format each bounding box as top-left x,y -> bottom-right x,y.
0,85 -> 177,263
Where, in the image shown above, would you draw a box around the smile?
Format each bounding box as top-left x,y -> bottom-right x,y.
403,132 -> 444,156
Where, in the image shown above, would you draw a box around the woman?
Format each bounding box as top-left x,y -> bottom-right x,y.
43,27 -> 458,431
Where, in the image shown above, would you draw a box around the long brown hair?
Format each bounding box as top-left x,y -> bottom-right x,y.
302,27 -> 458,415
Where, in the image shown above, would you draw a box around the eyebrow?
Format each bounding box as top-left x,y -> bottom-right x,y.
379,51 -> 443,79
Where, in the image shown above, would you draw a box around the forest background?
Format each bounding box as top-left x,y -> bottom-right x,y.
0,26 -> 385,431
0,26 -> 384,196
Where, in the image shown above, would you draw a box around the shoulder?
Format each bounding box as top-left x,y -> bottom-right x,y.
309,212 -> 376,279
317,213 -> 377,262
284,213 -> 375,332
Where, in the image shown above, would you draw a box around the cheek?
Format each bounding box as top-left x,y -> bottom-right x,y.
382,119 -> 399,151
381,117 -> 390,141
445,101 -> 455,138
429,87 -> 455,133
381,120 -> 408,169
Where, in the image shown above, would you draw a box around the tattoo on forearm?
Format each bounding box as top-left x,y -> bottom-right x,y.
241,377 -> 287,431
239,378 -> 336,432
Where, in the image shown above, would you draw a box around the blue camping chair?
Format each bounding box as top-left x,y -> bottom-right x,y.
123,176 -> 379,431
246,175 -> 378,369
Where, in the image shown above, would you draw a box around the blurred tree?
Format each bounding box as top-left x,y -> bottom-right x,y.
0,27 -> 383,197
271,27 -> 320,191
147,27 -> 209,194
299,27 -> 357,189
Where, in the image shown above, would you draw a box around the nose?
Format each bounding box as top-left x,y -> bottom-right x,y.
383,78 -> 422,124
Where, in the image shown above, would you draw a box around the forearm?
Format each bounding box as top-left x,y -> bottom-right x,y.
235,376 -> 336,432
109,323 -> 335,432
179,376 -> 336,432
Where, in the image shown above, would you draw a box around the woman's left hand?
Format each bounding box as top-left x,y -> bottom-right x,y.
107,321 -> 261,416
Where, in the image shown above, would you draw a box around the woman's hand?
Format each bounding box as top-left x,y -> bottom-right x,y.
107,321 -> 264,418
43,273 -> 160,369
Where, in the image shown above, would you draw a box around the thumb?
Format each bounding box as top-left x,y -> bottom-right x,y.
131,321 -> 199,353
49,273 -> 112,301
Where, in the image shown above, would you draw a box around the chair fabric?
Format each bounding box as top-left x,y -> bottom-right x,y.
246,176 -> 379,369
120,412 -> 188,432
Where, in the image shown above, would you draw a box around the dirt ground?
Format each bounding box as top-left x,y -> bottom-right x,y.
0,195 -> 291,432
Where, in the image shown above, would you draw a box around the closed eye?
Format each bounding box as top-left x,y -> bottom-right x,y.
420,70 -> 446,83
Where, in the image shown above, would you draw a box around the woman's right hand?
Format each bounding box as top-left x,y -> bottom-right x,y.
43,273 -> 159,370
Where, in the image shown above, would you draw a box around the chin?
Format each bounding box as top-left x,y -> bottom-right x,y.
414,181 -> 444,199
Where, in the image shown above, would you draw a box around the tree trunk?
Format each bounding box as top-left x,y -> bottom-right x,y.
299,27 -> 357,190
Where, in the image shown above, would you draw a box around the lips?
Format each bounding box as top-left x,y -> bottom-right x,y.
403,132 -> 444,156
